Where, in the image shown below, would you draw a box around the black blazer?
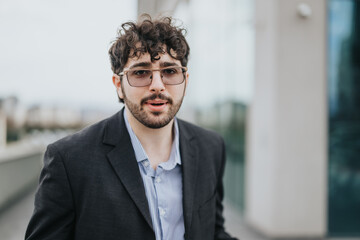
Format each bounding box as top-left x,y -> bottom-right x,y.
25,109 -> 238,240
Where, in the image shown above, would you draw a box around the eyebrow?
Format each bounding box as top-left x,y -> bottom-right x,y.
128,62 -> 152,69
128,61 -> 181,70
160,62 -> 180,68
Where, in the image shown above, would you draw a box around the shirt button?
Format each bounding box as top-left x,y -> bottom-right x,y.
159,207 -> 166,216
155,177 -> 161,183
143,161 -> 149,167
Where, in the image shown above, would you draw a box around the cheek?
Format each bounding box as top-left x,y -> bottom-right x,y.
124,87 -> 144,102
170,86 -> 186,99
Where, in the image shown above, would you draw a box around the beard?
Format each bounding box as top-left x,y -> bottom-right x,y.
121,89 -> 185,129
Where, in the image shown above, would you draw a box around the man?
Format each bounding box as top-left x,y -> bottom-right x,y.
25,16 -> 238,240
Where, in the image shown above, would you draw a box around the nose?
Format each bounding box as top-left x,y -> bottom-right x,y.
149,70 -> 165,92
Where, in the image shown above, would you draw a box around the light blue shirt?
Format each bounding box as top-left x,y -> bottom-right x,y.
124,111 -> 185,240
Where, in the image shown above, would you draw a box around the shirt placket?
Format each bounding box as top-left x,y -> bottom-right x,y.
154,167 -> 165,240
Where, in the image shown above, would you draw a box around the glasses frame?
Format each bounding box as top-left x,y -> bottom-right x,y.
118,66 -> 188,87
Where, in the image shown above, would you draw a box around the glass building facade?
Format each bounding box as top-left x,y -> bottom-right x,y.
328,0 -> 360,236
175,0 -> 254,213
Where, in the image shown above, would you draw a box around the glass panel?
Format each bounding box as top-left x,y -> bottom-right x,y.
195,102 -> 247,212
328,0 -> 360,236
175,0 -> 254,213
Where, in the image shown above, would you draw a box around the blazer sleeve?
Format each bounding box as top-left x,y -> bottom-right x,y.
214,138 -> 239,240
25,144 -> 75,240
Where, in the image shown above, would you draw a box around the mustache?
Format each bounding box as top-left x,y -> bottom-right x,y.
140,93 -> 173,105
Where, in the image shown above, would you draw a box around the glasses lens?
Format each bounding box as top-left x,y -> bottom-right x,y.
161,67 -> 185,85
126,67 -> 185,87
127,69 -> 152,87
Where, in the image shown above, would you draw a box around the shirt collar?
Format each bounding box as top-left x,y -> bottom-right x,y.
123,110 -> 181,167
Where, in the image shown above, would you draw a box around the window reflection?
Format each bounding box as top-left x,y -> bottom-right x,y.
328,0 -> 360,236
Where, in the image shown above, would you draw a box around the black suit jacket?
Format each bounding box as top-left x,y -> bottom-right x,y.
25,109 -> 238,240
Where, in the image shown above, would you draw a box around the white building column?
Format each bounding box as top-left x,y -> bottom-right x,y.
246,0 -> 327,238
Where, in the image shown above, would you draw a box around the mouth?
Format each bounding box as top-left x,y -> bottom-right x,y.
149,102 -> 166,106
146,99 -> 168,105
144,99 -> 168,111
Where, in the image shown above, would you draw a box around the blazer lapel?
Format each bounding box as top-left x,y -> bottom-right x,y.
179,120 -> 199,238
103,109 -> 153,230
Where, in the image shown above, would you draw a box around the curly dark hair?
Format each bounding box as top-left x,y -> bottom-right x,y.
108,15 -> 190,75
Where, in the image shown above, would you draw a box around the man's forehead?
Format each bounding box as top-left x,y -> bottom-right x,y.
125,51 -> 181,68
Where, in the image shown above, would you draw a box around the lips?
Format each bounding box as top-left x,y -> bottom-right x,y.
146,100 -> 167,105
144,99 -> 168,112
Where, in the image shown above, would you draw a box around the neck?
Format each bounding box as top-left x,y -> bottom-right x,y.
125,108 -> 174,168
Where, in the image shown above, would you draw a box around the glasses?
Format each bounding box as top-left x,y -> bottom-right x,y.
119,66 -> 187,87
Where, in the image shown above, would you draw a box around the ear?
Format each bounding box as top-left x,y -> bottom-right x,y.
112,74 -> 124,99
184,72 -> 189,96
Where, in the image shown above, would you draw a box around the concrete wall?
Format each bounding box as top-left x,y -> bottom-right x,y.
0,144 -> 43,211
246,0 -> 327,238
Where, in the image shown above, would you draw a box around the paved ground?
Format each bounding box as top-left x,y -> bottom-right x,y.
0,191 -> 36,240
1,191 -> 359,240
0,190 -> 258,240
223,201 -> 266,240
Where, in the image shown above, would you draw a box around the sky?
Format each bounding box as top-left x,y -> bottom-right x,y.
0,0 -> 136,111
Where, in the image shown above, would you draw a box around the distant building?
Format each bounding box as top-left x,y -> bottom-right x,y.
26,105 -> 82,130
0,110 -> 6,148
0,96 -> 27,142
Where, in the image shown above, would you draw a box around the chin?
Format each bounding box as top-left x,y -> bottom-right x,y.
142,115 -> 173,129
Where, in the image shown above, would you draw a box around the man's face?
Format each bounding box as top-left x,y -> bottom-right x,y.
112,51 -> 188,129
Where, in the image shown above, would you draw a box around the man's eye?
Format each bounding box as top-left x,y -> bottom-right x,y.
162,68 -> 178,74
132,70 -> 150,76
